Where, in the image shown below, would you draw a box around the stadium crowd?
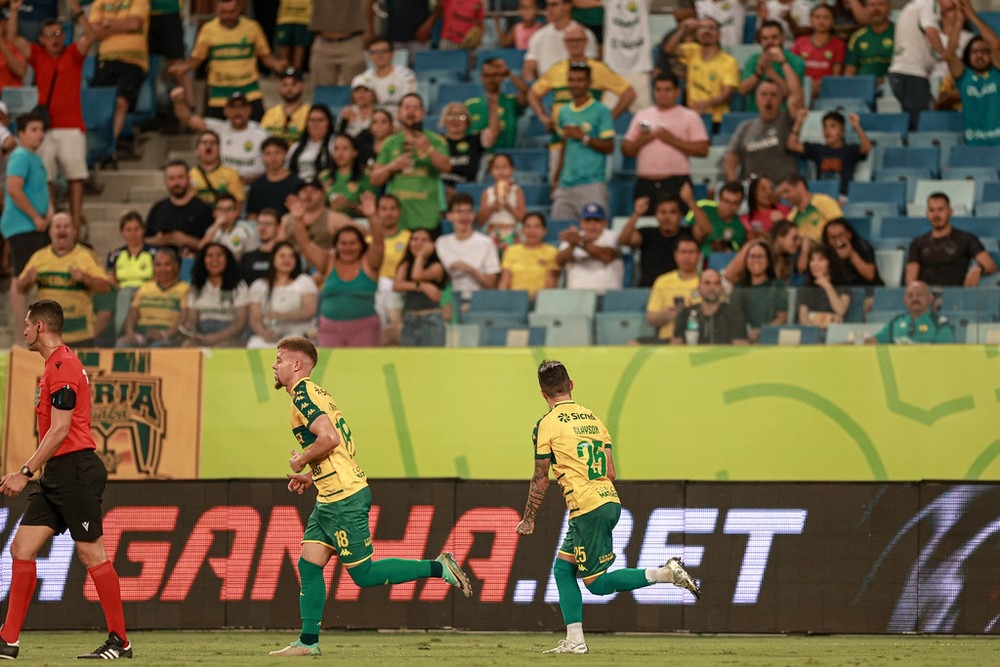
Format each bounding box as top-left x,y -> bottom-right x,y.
3,0 -> 1000,348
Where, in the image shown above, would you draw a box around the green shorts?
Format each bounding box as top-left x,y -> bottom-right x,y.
558,502 -> 621,579
303,486 -> 374,566
276,23 -> 313,48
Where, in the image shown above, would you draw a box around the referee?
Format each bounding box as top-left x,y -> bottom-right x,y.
0,300 -> 132,660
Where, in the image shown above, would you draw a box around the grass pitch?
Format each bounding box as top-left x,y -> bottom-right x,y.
12,631 -> 999,665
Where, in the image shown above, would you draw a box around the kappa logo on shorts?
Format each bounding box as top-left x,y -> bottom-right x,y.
339,549 -> 353,557
82,521 -> 90,531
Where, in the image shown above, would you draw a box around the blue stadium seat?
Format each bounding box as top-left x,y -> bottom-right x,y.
757,325 -> 822,345
916,111 -> 963,132
907,131 -> 963,171
871,286 -> 906,312
609,178 -> 636,218
856,113 -> 908,135
436,82 -> 485,110
808,179 -> 840,199
982,182 -> 1000,202
121,55 -> 159,141
952,217 -> 1000,240
482,325 -> 546,347
819,76 -> 877,108
812,97 -> 870,113
613,111 -> 633,135
879,217 -> 928,239
743,15 -> 757,44
873,169 -> 934,202
414,50 -> 470,78
938,287 -> 1000,317
81,87 -> 117,168
529,290 -> 598,345
719,112 -> 756,135
976,201 -> 1000,217
847,181 -> 906,213
844,287 -> 868,323
545,219 -> 574,245
707,252 -> 736,272
475,48 -> 526,73
313,86 -> 352,110
948,145 -> 997,169
520,184 -> 550,208
455,182 -> 487,203
463,290 -> 531,340
506,148 -> 548,175
879,146 -> 941,176
594,288 -> 654,344
845,217 -> 874,243
1,86 -> 37,116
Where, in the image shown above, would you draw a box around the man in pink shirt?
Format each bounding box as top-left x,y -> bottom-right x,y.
621,72 -> 710,208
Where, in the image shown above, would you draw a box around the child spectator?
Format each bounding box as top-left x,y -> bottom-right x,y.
275,0 -> 312,70
498,212 -> 559,299
476,153 -> 526,255
787,109 -> 871,197
498,0 -> 542,50
792,4 -> 846,93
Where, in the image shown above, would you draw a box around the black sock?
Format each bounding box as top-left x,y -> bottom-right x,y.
299,633 -> 319,646
430,561 -> 443,578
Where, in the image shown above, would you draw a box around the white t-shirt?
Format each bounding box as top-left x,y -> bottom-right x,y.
889,0 -> 942,78
524,21 -> 598,76
435,231 -> 501,300
764,0 -> 811,46
204,118 -> 268,181
558,228 -> 624,294
604,0 -> 653,74
696,0 -> 746,49
187,280 -> 250,329
249,273 -> 318,339
212,219 -> 259,261
286,139 -> 330,182
351,66 -> 418,113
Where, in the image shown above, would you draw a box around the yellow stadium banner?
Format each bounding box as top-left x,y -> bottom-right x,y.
3,347 -> 202,479
200,346 -> 1000,482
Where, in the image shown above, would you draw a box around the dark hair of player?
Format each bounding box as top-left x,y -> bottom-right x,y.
537,360 -> 571,397
27,299 -> 64,334
277,336 -> 318,368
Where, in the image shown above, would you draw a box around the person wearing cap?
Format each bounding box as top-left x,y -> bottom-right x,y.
2,0 -> 91,230
281,178 -> 343,252
171,87 -> 269,182
550,62 -> 615,221
555,202 -> 624,294
309,0 -> 367,87
261,68 -> 310,144
169,0 -> 287,121
351,37 -> 417,115
337,79 -> 377,142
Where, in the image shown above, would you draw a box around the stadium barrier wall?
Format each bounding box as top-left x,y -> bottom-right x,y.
0,479 -> 995,633
2,346 -> 1000,481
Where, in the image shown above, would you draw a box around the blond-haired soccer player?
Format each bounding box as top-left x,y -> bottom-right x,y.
269,337 -> 472,656
517,360 -> 701,654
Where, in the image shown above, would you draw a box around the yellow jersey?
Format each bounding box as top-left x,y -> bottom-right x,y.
20,244 -> 106,343
533,400 -> 618,518
679,43 -> 739,123
501,243 -> 558,297
190,164 -> 245,204
277,0 -> 312,25
380,229 -> 412,280
89,0 -> 151,71
647,270 -> 700,339
530,57 -> 630,145
790,193 -> 843,242
131,279 -> 189,333
260,103 -> 310,144
290,378 -> 368,504
191,16 -> 271,106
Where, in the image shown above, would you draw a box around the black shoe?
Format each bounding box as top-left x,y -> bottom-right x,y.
77,632 -> 132,659
0,635 -> 18,660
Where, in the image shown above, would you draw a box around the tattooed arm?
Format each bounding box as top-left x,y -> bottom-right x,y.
516,457 -> 550,535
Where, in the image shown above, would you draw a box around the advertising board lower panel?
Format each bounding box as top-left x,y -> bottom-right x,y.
0,481 -> 995,634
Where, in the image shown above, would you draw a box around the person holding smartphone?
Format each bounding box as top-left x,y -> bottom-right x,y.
370,93 -> 452,233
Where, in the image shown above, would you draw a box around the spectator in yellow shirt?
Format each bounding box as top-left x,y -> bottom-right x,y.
499,212 -> 560,298
665,17 -> 739,127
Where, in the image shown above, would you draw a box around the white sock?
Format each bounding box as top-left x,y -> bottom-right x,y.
646,566 -> 672,584
566,622 -> 585,645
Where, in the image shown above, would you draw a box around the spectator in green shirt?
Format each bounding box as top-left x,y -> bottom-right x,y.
738,20 -> 807,112
844,0 -> 895,82
871,280 -> 955,344
467,57 -> 528,151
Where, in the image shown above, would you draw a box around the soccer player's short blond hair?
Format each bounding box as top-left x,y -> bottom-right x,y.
277,337 -> 318,367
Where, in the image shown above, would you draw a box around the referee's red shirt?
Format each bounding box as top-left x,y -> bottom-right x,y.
37,345 -> 96,457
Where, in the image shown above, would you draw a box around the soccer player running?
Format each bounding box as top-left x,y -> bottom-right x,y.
269,337 -> 472,656
0,300 -> 131,660
517,360 -> 701,654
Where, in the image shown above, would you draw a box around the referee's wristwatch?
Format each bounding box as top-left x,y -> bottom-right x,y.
18,466 -> 33,479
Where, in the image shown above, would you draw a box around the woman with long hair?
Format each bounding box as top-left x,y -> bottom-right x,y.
821,217 -> 882,286
799,243 -> 851,329
246,241 -> 318,348
729,239 -> 789,342
318,133 -> 374,221
180,242 -> 249,347
767,220 -> 804,286
743,176 -> 790,239
366,108 -> 396,167
287,104 -> 334,181
393,228 -> 448,346
292,192 -> 384,347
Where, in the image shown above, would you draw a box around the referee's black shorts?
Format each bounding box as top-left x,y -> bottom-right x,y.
21,449 -> 108,542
